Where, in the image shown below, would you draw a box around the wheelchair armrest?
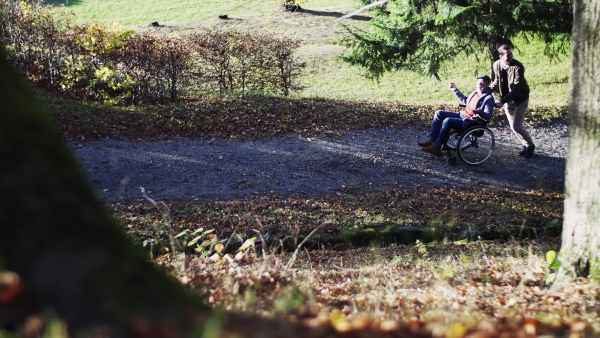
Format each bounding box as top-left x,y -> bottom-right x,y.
472,115 -> 488,125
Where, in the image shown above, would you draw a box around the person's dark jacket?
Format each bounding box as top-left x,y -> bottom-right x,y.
490,59 -> 530,105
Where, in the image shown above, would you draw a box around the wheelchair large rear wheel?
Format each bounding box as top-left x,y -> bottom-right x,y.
445,130 -> 461,150
457,127 -> 495,165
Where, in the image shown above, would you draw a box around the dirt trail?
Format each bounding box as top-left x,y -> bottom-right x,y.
72,122 -> 567,205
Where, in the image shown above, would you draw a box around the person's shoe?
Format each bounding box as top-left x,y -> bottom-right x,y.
518,146 -> 527,156
417,139 -> 433,147
525,145 -> 535,159
421,144 -> 441,156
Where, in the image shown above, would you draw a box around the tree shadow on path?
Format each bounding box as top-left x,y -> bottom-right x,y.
73,124 -> 566,204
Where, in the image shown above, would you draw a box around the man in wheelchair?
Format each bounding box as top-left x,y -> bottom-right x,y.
418,75 -> 495,156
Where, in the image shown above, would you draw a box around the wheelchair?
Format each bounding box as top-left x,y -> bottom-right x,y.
441,115 -> 495,165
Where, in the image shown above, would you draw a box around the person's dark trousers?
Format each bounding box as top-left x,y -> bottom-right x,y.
430,110 -> 463,149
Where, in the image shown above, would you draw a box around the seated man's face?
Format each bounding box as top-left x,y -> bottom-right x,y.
476,79 -> 490,92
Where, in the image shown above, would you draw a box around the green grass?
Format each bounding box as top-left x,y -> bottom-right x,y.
45,0 -> 271,26
43,0 -> 570,106
44,0 -> 352,26
297,37 -> 569,106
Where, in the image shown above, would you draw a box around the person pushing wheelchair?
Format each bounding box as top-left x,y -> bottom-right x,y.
418,75 -> 496,156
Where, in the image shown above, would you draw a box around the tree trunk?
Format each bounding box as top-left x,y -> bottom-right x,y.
556,0 -> 600,283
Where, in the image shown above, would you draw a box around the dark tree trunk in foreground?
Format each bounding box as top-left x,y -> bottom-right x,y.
556,0 -> 600,283
0,50 -> 325,337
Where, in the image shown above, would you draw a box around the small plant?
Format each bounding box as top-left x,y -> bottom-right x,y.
175,227 -> 216,256
206,235 -> 257,264
545,249 -> 562,285
440,266 -> 456,280
142,238 -> 160,259
87,66 -> 134,105
416,239 -> 429,260
273,285 -> 309,315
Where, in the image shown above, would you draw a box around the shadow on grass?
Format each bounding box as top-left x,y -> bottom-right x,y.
300,9 -> 371,22
45,92 -> 568,143
42,0 -> 83,6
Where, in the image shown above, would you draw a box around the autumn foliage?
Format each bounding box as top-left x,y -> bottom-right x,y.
0,0 -> 305,104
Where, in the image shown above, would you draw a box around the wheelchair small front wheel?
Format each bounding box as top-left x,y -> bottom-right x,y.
457,127 -> 495,165
447,156 -> 457,165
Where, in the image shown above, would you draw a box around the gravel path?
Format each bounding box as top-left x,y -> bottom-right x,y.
72,122 -> 567,204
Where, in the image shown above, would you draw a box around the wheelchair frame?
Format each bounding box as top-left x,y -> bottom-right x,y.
442,117 -> 496,165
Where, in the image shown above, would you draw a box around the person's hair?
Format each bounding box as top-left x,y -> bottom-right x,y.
497,44 -> 513,56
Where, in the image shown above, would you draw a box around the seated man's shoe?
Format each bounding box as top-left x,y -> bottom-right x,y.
525,145 -> 535,159
518,146 -> 527,156
421,144 -> 441,156
417,140 -> 433,147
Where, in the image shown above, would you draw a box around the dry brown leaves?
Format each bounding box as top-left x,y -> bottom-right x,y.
2,241 -> 598,337
156,242 -> 599,337
113,187 -> 564,253
45,94 -> 568,142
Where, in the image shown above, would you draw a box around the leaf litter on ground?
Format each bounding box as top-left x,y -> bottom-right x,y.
12,93 -> 589,337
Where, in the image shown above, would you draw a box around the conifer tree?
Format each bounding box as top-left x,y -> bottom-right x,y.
338,0 -> 572,79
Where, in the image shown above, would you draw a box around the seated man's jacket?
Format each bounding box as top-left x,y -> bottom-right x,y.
452,87 -> 495,122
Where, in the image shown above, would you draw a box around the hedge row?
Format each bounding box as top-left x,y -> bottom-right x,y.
0,0 -> 305,104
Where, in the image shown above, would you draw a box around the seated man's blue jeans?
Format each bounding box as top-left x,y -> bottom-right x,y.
430,110 -> 463,149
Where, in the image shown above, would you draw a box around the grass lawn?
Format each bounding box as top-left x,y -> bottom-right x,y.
43,0 -> 570,106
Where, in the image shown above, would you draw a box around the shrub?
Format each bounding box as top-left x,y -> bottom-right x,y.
116,32 -> 193,104
0,0 -> 305,104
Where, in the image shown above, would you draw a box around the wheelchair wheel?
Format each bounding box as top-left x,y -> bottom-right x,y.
445,130 -> 462,150
457,126 -> 495,165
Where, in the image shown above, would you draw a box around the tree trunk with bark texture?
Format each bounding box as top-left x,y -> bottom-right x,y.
556,0 -> 600,283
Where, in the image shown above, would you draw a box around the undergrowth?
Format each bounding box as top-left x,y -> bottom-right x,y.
45,93 -> 568,142
114,186 -> 564,257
